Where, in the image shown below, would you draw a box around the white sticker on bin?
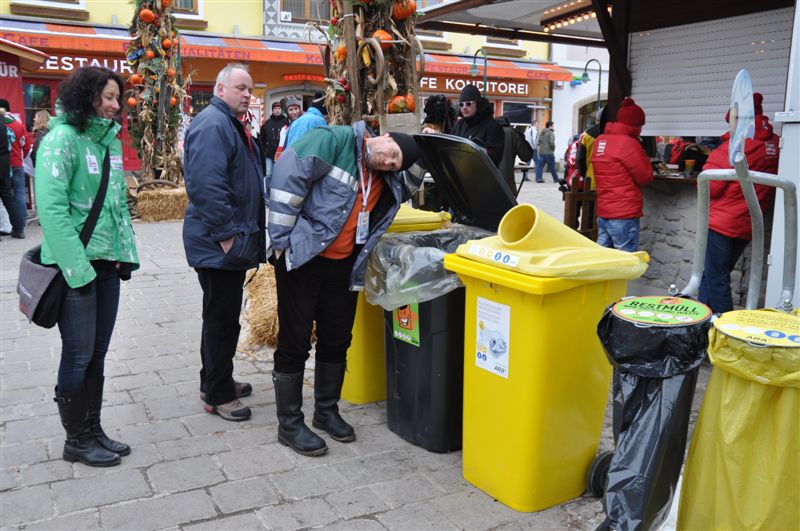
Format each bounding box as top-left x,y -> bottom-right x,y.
475,297 -> 510,379
468,244 -> 520,268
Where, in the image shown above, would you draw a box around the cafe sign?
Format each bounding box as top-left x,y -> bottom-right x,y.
420,76 -> 530,97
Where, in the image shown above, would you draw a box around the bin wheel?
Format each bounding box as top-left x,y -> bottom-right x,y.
586,451 -> 614,498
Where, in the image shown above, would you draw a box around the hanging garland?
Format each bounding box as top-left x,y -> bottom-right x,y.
126,0 -> 191,183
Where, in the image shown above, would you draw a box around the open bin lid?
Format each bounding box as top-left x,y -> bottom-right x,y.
414,133 -> 517,232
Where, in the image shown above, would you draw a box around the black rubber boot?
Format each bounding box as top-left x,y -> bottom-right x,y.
86,376 -> 131,456
311,361 -> 356,442
273,371 -> 328,457
54,386 -> 120,467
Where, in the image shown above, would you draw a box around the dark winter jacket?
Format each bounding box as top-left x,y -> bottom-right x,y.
706,115 -> 780,240
268,121 -> 423,289
259,114 -> 288,161
453,101 -> 505,167
183,96 -> 266,270
496,118 -> 533,192
592,121 -> 653,219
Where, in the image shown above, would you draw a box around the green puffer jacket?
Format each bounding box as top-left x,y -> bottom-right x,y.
35,115 -> 139,288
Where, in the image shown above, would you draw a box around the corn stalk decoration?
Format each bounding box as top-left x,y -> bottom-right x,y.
322,0 -> 420,132
126,0 -> 190,183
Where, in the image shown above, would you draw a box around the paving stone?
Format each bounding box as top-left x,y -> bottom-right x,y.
96,402 -> 149,428
432,490 -> 521,530
145,395 -> 203,420
1,360 -> 31,373
72,443 -> 162,479
324,486 -> 390,519
19,460 -> 73,487
332,451 -> 421,488
98,390 -> 133,407
217,444 -> 295,480
155,433 -> 229,460
0,484 -> 54,526
426,466 -> 470,494
109,372 -> 163,391
257,497 -> 338,531
371,474 -> 443,509
516,504 -> 577,530
375,500 -> 459,531
1,402 -> 54,424
1,441 -> 49,469
4,414 -> 63,443
0,384 -> 46,406
103,362 -> 131,378
271,464 -> 347,500
23,510 -> 100,531
52,468 -> 151,513
1,467 -> 19,491
111,347 -> 157,361
130,384 -> 180,402
158,366 -> 201,385
127,354 -> 190,374
322,518 -> 387,531
208,476 -> 279,514
109,419 -> 189,445
147,455 -> 225,494
182,411 -> 255,436
183,512 -> 264,531
221,426 -> 275,449
99,489 -> 217,531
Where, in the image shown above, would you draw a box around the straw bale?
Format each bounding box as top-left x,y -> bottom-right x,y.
136,187 -> 188,222
242,266 -> 279,350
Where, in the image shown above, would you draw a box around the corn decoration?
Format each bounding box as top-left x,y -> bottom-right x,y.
126,0 -> 190,183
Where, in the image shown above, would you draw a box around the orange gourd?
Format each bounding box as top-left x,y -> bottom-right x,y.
170,97 -> 178,107
129,73 -> 143,85
166,67 -> 176,78
139,8 -> 156,23
335,44 -> 347,63
392,0 -> 416,21
145,49 -> 156,59
162,38 -> 173,50
372,29 -> 392,51
127,97 -> 137,107
405,93 -> 415,112
162,0 -> 172,7
388,95 -> 408,113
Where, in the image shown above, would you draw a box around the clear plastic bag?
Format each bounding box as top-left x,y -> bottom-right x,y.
365,225 -> 492,311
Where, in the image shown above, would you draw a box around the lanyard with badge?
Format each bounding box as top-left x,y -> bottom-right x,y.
356,140 -> 372,244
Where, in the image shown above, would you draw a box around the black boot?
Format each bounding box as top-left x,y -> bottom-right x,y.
54,387 -> 120,467
312,361 -> 356,442
86,376 -> 131,456
273,371 -> 328,457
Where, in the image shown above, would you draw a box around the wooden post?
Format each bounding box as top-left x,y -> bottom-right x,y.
341,0 -> 361,122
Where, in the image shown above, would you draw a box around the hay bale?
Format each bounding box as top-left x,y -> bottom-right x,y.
136,187 -> 188,222
242,265 -> 279,350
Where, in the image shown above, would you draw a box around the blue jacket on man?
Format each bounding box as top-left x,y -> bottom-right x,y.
183,96 -> 267,269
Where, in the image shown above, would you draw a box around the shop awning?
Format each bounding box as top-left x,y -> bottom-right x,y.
0,37 -> 48,71
0,16 -> 571,81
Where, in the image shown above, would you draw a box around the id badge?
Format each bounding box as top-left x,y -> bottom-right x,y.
86,154 -> 100,174
356,210 -> 369,244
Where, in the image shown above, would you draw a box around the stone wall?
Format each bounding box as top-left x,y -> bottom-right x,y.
638,178 -> 770,307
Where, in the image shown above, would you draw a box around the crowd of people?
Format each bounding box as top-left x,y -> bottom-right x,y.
12,61 -> 782,467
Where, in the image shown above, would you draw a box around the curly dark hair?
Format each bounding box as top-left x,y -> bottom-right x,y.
57,67 -> 124,132
422,95 -> 458,134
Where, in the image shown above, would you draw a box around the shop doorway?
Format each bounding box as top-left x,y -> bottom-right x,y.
578,99 -> 607,132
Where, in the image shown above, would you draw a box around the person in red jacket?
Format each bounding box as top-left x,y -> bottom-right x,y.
591,97 -> 653,251
0,98 -> 31,238
699,93 -> 779,313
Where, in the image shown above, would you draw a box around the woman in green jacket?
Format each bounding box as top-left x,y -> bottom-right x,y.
35,67 -> 139,467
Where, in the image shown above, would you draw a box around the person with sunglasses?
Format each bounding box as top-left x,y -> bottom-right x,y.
451,85 -> 505,167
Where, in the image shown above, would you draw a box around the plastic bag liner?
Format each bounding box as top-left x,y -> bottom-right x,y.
365,225 -> 493,311
596,306 -> 709,531
678,310 -> 800,531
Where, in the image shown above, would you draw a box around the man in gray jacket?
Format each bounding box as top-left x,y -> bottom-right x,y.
268,122 -> 422,457
183,64 -> 266,422
535,121 -> 559,183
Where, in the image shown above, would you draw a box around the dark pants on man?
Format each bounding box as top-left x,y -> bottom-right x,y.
274,253 -> 359,374
699,229 -> 749,314
535,154 -> 559,183
0,166 -> 27,233
196,268 -> 246,405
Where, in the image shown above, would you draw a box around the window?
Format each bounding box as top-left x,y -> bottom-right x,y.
189,88 -> 214,117
281,0 -> 329,22
9,0 -> 89,21
173,0 -> 198,14
23,83 -> 54,131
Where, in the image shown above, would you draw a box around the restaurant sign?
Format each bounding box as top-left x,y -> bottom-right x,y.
42,54 -> 133,75
420,76 -> 530,97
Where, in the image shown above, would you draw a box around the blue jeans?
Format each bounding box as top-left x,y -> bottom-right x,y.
535,154 -> 559,183
0,166 -> 27,232
597,217 -> 640,252
264,158 -> 274,203
698,229 -> 749,314
57,264 -> 121,393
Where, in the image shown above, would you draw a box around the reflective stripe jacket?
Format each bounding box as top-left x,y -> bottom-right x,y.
268,121 -> 422,289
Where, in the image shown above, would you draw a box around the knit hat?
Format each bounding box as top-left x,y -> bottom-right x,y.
387,132 -> 421,172
459,84 -> 482,103
271,101 -> 281,110
724,92 -> 764,123
616,97 -> 645,128
285,97 -> 301,110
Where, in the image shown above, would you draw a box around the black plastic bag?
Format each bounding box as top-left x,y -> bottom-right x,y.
595,308 -> 710,531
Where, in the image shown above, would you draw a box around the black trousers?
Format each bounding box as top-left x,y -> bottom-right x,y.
274,253 -> 359,374
196,268 -> 246,405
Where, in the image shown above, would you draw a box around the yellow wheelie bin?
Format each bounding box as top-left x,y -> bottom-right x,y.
443,203 -> 648,512
342,205 -> 449,404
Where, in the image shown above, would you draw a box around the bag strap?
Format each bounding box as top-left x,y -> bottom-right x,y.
78,147 -> 110,248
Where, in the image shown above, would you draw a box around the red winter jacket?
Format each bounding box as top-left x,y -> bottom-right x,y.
592,122 -> 653,219
705,115 -> 780,240
5,117 -> 29,168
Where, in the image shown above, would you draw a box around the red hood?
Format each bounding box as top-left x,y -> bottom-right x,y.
604,121 -> 641,138
719,115 -> 774,142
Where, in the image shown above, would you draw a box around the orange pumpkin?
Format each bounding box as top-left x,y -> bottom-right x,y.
129,73 -> 143,85
392,0 -> 416,21
162,38 -> 173,50
145,49 -> 156,59
372,29 -> 392,51
387,95 -> 408,113
335,44 -> 347,63
161,0 -> 172,7
405,93 -> 415,112
170,97 -> 178,107
127,97 -> 137,107
166,67 -> 176,78
139,8 -> 156,23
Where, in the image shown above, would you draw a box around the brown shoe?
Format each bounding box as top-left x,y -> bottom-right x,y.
203,399 -> 251,421
200,381 -> 252,402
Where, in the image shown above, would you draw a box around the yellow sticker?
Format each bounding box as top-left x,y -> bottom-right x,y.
713,310 -> 800,347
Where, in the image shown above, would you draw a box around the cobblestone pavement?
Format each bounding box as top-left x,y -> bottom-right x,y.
1,180 -> 709,530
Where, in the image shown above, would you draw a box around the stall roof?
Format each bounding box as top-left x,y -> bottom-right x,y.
0,37 -> 47,71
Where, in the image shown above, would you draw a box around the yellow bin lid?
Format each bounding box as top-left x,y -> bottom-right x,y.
388,204 -> 451,233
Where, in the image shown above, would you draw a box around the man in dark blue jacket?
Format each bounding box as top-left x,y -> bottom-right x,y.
183,63 -> 266,422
